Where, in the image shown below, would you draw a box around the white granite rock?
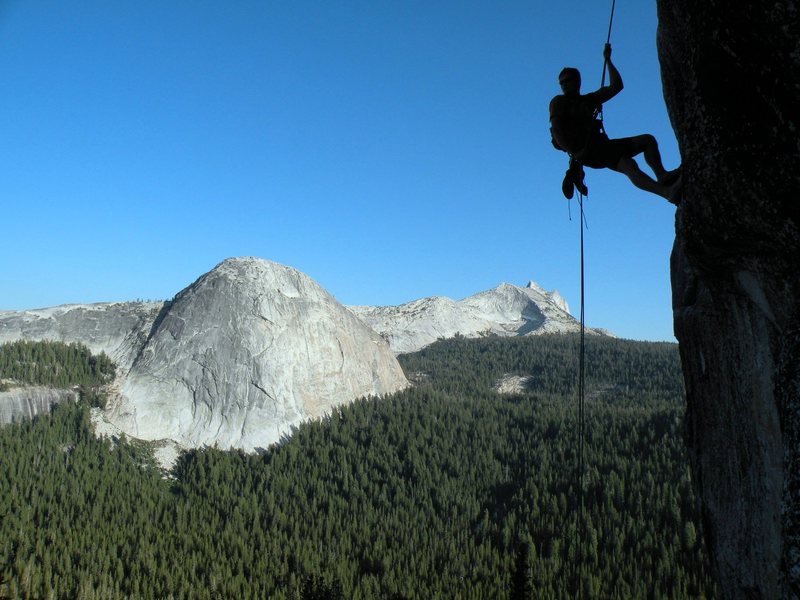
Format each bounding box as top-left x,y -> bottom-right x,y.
348,281 -> 606,354
0,302 -> 164,369
0,386 -> 77,424
0,258 -> 408,451
106,258 -> 408,451
0,261 -> 601,452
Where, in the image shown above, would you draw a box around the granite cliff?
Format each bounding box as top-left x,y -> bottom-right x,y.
0,258 -> 408,451
0,261 -> 592,445
110,258 -> 408,451
657,1 -> 800,597
0,301 -> 163,369
0,387 -> 77,425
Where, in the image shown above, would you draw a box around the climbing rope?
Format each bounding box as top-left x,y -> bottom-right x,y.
573,3 -> 616,595
575,190 -> 587,598
599,0 -> 617,89
596,0 -> 617,131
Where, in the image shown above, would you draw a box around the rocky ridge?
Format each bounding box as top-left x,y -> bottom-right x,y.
0,301 -> 163,369
109,257 -> 408,451
0,259 -> 597,456
348,280 -> 604,354
0,258 -> 408,452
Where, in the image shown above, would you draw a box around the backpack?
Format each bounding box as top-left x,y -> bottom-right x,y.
549,93 -> 605,157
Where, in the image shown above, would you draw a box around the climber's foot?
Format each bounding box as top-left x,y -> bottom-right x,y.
667,175 -> 683,206
658,166 -> 682,187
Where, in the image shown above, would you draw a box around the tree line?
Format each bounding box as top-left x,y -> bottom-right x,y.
0,340 -> 115,390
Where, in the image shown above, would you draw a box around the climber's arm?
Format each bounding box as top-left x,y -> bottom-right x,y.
595,43 -> 624,103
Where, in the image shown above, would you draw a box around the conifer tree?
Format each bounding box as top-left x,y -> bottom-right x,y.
510,541 -> 533,600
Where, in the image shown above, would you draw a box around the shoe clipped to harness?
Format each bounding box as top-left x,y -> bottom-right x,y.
561,158 -> 588,199
562,170 -> 575,200
572,163 -> 588,196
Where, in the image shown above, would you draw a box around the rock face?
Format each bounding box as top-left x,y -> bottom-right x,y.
0,258 -> 408,451
0,302 -> 164,369
0,261 -> 593,451
348,281 -> 602,354
0,387 -> 77,425
108,258 -> 408,451
657,2 -> 800,597
492,374 -> 535,395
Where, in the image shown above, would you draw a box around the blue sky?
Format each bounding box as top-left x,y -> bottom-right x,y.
0,1 -> 680,341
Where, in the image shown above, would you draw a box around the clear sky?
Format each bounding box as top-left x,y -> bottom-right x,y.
0,1 -> 680,341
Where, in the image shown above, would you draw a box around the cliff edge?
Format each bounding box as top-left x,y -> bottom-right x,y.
657,1 -> 800,597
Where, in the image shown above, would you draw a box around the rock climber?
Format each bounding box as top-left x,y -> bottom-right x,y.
549,44 -> 681,203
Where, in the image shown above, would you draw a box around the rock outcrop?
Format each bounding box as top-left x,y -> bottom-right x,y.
657,1 -> 800,597
0,301 -> 163,369
0,262 -> 593,450
348,281 -> 603,354
0,258 -> 408,452
0,387 -> 77,425
107,258 -> 408,451
492,374 -> 535,395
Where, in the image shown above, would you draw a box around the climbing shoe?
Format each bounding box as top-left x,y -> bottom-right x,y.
569,160 -> 588,197
574,175 -> 588,197
667,175 -> 683,206
561,171 -> 575,200
658,166 -> 682,186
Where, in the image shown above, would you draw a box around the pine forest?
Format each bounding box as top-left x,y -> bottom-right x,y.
0,335 -> 716,599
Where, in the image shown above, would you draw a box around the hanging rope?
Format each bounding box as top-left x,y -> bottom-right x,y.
575,189 -> 587,597
573,4 -> 616,595
599,0 -> 617,88
597,0 -> 617,130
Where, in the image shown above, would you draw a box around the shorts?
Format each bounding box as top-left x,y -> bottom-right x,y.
578,133 -> 637,170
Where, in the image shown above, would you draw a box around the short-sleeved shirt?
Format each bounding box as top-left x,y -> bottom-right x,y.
549,91 -> 634,169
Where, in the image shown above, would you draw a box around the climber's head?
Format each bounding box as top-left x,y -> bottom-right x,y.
558,67 -> 581,95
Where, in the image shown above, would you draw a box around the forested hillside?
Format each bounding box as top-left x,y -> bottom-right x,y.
0,340 -> 115,397
0,335 -> 715,599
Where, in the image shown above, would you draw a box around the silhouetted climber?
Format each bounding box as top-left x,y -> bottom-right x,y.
550,44 -> 681,203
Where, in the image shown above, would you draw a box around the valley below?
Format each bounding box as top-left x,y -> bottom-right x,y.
0,333 -> 715,599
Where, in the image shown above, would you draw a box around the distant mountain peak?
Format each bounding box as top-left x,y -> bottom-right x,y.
526,280 -> 544,291
348,280 -> 607,354
0,257 -> 408,453
0,261 -> 608,455
115,257 -> 407,450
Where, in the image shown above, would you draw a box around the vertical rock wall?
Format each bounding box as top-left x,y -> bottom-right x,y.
656,1 -> 800,597
112,258 -> 409,451
0,387 -> 77,424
